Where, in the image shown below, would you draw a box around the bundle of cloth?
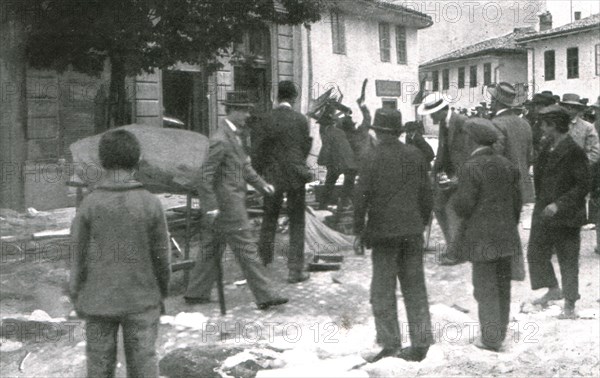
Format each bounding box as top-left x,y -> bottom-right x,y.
70,124 -> 209,194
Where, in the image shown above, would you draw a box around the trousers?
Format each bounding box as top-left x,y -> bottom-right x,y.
321,168 -> 357,208
185,224 -> 276,304
370,235 -> 434,349
258,186 -> 306,271
472,257 -> 511,349
527,225 -> 581,301
85,306 -> 160,378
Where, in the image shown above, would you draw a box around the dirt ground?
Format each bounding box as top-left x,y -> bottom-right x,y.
1,203 -> 599,377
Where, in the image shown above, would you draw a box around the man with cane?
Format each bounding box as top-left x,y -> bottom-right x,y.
184,92 -> 288,310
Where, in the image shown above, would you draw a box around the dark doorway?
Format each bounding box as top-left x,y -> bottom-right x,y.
234,66 -> 271,114
162,70 -> 209,136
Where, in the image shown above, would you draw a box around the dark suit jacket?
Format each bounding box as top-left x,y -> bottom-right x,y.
451,147 -> 522,262
532,135 -> 590,229
491,110 -> 534,202
406,132 -> 435,169
434,112 -> 470,177
199,119 -> 268,231
354,139 -> 433,245
318,124 -> 357,172
253,105 -> 312,190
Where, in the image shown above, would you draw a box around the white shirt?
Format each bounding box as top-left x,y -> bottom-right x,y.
444,108 -> 452,127
495,108 -> 510,117
225,118 -> 237,132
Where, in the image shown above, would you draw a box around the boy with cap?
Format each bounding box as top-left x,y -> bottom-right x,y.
354,108 -> 434,362
70,129 -> 171,377
528,105 -> 590,318
450,118 -> 522,351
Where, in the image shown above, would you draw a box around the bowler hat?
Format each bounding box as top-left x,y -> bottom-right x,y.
371,108 -> 402,133
417,93 -> 449,115
531,92 -> 555,106
487,82 -> 523,107
223,91 -> 255,108
560,93 -> 585,108
464,118 -> 498,146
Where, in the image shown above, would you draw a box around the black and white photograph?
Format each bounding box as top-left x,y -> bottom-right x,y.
1,0 -> 599,376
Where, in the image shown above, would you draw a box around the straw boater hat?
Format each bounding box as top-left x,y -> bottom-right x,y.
486,82 -> 523,107
560,93 -> 586,108
417,93 -> 449,115
223,91 -> 255,108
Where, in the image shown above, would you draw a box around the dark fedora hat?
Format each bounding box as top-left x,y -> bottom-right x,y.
487,82 -> 523,107
531,92 -> 555,106
223,91 -> 255,108
370,108 -> 402,133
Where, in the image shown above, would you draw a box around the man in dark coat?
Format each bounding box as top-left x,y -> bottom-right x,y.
185,92 -> 288,310
417,93 -> 470,264
318,108 -> 358,210
527,91 -> 556,162
527,105 -> 590,319
451,118 -> 522,352
404,121 -> 434,169
254,81 -> 312,283
354,108 -> 434,363
488,82 -> 534,204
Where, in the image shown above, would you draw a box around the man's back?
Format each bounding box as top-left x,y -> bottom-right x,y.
355,140 -> 432,240
257,106 -> 311,189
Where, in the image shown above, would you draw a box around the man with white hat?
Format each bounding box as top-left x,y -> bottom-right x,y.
417,93 -> 470,264
560,93 -> 600,164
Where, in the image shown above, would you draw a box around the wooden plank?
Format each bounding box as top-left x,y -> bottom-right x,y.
278,48 -> 293,63
28,100 -> 58,118
27,117 -> 59,139
278,35 -> 293,50
278,24 -> 293,36
278,61 -> 293,76
135,100 -> 160,117
135,82 -> 159,100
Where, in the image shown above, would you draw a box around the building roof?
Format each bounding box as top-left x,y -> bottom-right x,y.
420,28 -> 536,69
516,13 -> 600,43
334,0 -> 433,29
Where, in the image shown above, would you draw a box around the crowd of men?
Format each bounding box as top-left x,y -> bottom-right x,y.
68,79 -> 600,374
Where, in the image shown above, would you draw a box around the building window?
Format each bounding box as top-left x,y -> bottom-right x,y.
432,70 -> 439,91
469,65 -> 477,87
458,67 -> 465,89
483,63 -> 492,85
331,10 -> 346,55
396,26 -> 407,64
567,47 -> 579,79
379,23 -> 391,62
544,50 -> 555,81
596,44 -> 600,76
442,69 -> 449,90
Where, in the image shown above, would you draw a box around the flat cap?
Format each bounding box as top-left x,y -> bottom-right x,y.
464,118 -> 498,146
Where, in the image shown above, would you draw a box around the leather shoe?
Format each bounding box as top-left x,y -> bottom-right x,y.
557,299 -> 577,319
397,346 -> 429,362
532,287 -> 562,306
287,271 -> 310,284
257,297 -> 289,310
184,296 -> 211,305
473,337 -> 500,352
363,347 -> 401,363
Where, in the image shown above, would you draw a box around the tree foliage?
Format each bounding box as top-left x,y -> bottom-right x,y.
9,0 -> 324,124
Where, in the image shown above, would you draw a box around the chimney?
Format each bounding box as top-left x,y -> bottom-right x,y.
539,11 -> 553,32
574,12 -> 581,21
